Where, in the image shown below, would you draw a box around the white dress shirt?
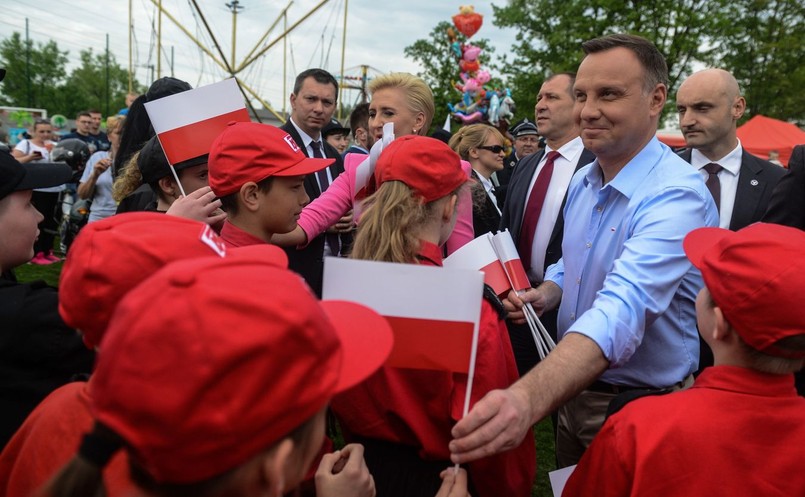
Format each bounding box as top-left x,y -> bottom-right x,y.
289,117 -> 334,188
474,170 -> 502,216
524,136 -> 585,282
691,141 -> 742,229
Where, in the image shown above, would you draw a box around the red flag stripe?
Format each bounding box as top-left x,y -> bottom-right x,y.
157,108 -> 251,164
481,259 -> 511,296
384,316 -> 474,373
503,259 -> 530,291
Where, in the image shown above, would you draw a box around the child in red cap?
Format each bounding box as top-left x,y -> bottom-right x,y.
333,135 -> 536,497
564,223 -> 805,497
208,122 -> 334,248
0,213 -> 275,497
43,255 -> 392,497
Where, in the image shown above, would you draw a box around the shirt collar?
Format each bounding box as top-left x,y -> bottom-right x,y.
289,117 -> 320,148
694,365 -> 798,398
545,136 -> 584,163
416,240 -> 444,266
584,137 -> 665,198
220,220 -> 267,248
691,140 -> 743,177
473,170 -> 495,193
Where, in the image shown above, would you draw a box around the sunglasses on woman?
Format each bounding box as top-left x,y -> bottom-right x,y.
477,145 -> 505,154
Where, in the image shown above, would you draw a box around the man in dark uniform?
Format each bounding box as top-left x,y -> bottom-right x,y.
496,118 -> 539,206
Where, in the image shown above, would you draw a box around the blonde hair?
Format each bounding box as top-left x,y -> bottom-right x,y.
111,151 -> 142,203
448,123 -> 505,161
351,182 -> 431,263
106,115 -> 125,134
368,73 -> 434,135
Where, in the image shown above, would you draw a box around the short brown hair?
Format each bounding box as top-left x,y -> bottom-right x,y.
582,34 -> 668,93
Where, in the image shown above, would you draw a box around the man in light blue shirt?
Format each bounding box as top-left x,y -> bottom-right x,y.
450,34 -> 718,467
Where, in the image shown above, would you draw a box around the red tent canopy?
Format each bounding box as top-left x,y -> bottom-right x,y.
736,115 -> 805,167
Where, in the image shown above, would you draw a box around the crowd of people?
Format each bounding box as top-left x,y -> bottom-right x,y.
0,32 -> 803,497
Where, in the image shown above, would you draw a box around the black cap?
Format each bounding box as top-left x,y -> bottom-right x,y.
137,136 -> 208,184
509,118 -> 538,138
321,118 -> 350,138
146,77 -> 192,102
0,68 -> 6,82
0,152 -> 72,201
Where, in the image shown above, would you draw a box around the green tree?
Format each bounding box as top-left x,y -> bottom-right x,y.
61,48 -> 134,118
710,0 -> 805,123
404,21 -> 497,134
492,0 -> 730,118
0,32 -> 68,110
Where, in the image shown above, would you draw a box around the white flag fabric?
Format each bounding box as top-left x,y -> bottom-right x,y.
323,257 -> 483,373
144,78 -> 249,165
444,233 -> 511,296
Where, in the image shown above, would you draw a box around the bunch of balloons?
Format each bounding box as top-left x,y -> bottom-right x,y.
446,5 -> 515,128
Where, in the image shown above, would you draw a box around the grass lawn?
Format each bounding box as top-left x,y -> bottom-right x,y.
14,257 -> 560,497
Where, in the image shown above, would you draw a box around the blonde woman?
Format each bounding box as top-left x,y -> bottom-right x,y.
274,73 -> 474,255
449,124 -> 507,236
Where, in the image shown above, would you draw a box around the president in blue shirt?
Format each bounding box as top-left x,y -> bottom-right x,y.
449,34 -> 718,467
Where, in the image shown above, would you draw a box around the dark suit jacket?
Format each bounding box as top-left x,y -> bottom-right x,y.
280,121 -> 346,297
763,144 -> 805,230
470,170 -> 502,236
500,147 -> 596,273
679,148 -> 785,231
500,146 -> 594,376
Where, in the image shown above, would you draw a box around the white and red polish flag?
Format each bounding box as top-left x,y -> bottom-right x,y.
491,230 -> 531,292
443,233 -> 511,296
144,78 -> 249,165
322,257 -> 484,373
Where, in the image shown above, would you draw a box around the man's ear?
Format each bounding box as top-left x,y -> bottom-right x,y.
239,182 -> 261,213
259,438 -> 295,497
732,96 -> 746,121
648,83 -> 667,119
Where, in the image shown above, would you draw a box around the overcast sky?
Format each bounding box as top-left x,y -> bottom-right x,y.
1,1 -> 519,113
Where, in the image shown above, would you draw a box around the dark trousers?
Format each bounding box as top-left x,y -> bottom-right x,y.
355,437 -> 477,497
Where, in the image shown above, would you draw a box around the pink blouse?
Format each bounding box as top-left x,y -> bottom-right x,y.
297,153 -> 475,254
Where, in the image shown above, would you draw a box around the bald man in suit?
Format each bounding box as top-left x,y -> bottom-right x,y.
676,68 -> 785,370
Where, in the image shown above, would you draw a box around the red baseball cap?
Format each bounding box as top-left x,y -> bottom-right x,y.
208,121 -> 334,197
92,256 -> 393,484
58,212 -> 288,348
373,135 -> 468,202
684,223 -> 805,358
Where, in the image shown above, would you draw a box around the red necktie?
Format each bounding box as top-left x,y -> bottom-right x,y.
518,151 -> 560,272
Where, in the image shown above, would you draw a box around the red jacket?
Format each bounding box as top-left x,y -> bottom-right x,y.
332,241 -> 536,496
0,380 -> 132,497
564,365 -> 805,497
